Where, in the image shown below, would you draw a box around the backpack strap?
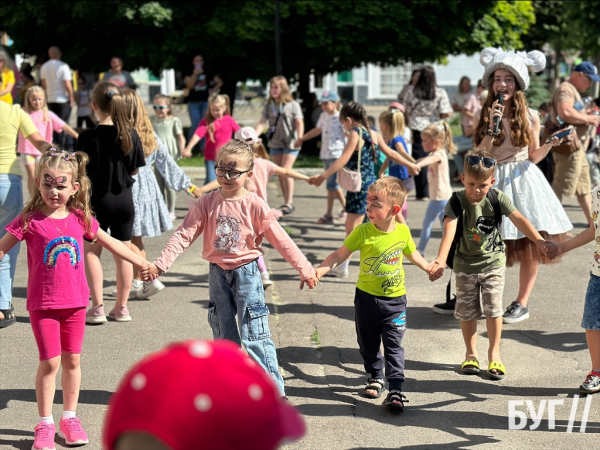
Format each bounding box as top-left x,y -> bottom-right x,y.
486,188 -> 503,228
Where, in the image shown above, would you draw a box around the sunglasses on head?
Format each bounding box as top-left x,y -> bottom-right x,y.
466,155 -> 496,168
153,105 -> 169,110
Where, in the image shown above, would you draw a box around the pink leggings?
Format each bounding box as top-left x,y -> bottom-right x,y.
257,255 -> 267,273
30,307 -> 86,361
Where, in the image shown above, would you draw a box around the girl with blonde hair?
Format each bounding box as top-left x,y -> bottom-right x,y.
255,76 -> 304,215
183,93 -> 240,185
121,88 -> 200,299
18,86 -> 79,198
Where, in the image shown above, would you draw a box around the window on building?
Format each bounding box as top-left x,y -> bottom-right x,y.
380,63 -> 423,97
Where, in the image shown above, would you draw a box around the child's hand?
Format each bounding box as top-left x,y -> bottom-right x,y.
409,164 -> 420,176
542,241 -> 561,260
308,175 -> 325,187
181,148 -> 192,158
293,138 -> 303,149
140,263 -> 161,281
314,266 -> 329,279
428,260 -> 445,281
300,277 -> 318,290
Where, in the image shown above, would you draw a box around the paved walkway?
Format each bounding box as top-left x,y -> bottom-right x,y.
1,171 -> 599,449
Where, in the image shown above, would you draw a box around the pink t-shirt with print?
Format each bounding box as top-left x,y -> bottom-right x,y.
6,209 -> 99,311
17,110 -> 66,156
427,149 -> 452,201
155,190 -> 314,280
194,115 -> 240,162
248,158 -> 278,202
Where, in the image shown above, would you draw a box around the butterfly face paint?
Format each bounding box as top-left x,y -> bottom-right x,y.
44,174 -> 68,186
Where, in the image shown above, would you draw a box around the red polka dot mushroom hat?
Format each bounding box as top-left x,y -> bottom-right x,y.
103,339 -> 306,450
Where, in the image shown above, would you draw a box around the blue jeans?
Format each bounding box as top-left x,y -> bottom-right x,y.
188,101 -> 208,152
417,199 -> 448,254
583,273 -> 600,330
204,160 -> 216,185
322,158 -> 340,191
208,260 -> 285,395
0,174 -> 22,310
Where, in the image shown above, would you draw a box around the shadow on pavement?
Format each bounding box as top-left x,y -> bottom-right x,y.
0,389 -> 112,411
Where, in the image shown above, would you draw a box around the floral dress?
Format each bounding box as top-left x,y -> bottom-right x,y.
131,133 -> 191,237
345,127 -> 377,215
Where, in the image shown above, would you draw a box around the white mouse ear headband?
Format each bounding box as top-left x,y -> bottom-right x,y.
480,47 -> 546,91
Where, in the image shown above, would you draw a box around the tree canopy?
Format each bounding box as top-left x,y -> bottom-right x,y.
0,0 -> 539,83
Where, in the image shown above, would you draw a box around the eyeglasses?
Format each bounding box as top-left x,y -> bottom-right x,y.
153,105 -> 169,110
466,155 -> 496,168
215,167 -> 250,180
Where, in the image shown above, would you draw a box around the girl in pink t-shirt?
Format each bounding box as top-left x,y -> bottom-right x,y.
141,140 -> 316,396
17,86 -> 79,198
182,93 -> 240,185
197,127 -> 310,288
414,122 -> 456,255
0,147 -> 149,450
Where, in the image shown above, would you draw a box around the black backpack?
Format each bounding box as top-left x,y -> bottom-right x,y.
445,189 -> 502,301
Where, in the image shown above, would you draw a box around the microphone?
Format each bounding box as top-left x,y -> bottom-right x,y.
492,93 -> 503,135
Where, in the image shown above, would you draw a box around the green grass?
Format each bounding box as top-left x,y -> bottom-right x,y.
176,154 -> 322,168
282,226 -> 293,235
177,155 -> 205,167
310,329 -> 321,346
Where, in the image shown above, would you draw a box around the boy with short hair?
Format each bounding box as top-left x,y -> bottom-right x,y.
430,149 -> 549,380
314,177 -> 431,413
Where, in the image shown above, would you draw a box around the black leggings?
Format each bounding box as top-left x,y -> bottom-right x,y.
411,130 -> 429,199
91,188 -> 135,241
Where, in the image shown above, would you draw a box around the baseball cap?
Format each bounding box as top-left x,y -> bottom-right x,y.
103,340 -> 306,450
320,90 -> 339,102
573,61 -> 600,82
235,127 -> 261,144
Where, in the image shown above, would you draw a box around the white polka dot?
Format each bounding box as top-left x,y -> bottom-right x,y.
248,384 -> 263,401
189,340 -> 212,358
130,373 -> 146,391
194,394 -> 212,412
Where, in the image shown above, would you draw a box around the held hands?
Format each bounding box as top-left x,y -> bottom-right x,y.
140,263 -> 162,281
181,147 -> 193,158
293,138 -> 303,149
540,240 -> 561,260
409,163 -> 421,176
308,175 -> 325,187
428,259 -> 445,282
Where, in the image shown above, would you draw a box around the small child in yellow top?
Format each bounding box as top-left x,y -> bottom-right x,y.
313,177 -> 432,413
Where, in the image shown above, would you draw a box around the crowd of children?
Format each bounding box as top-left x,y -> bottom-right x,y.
6,47 -> 600,450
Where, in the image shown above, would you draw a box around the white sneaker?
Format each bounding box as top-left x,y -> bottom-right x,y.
111,279 -> 143,298
137,279 -> 165,299
261,272 -> 273,289
324,264 -> 349,278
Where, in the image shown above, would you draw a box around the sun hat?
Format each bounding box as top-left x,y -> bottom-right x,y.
480,47 -> 546,91
234,127 -> 261,144
103,340 -> 306,450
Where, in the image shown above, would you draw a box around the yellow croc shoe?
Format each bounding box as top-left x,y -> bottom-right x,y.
461,359 -> 480,374
487,361 -> 506,380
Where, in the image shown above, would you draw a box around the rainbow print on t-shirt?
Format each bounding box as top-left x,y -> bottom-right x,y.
44,237 -> 81,268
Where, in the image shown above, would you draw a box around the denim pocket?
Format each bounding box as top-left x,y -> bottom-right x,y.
207,302 -> 220,335
246,304 -> 270,341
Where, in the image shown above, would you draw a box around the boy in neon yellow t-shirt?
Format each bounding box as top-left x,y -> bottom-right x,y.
314,177 -> 432,413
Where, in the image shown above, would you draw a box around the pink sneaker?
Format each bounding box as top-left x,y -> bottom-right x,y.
108,306 -> 132,322
33,422 -> 56,450
58,417 -> 89,446
85,304 -> 107,324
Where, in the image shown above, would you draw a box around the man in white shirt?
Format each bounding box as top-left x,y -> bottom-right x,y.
41,46 -> 74,147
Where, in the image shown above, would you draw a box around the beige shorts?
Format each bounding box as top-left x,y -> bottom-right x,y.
21,154 -> 40,166
454,266 -> 506,321
552,148 -> 591,198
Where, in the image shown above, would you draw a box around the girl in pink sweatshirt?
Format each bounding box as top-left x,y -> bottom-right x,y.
142,139 -> 316,396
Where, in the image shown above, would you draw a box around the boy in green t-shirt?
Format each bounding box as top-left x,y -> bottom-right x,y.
314,177 -> 432,413
430,150 -> 549,381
